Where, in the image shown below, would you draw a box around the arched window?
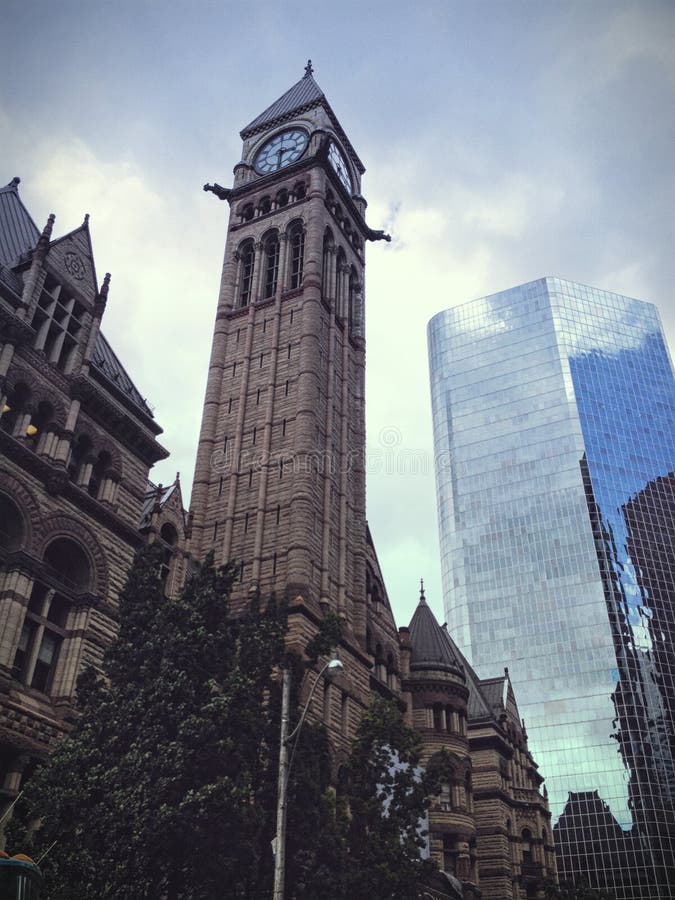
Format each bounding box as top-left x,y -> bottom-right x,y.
262,233 -> 280,299
259,196 -> 271,215
44,537 -> 92,592
276,189 -> 289,208
241,203 -> 254,222
67,434 -> 93,486
25,400 -> 53,447
375,644 -> 386,682
386,652 -> 395,689
335,248 -> 347,317
161,522 -> 178,546
521,828 -> 533,864
348,267 -> 358,328
238,240 -> 255,307
0,494 -> 24,550
1,382 -> 31,436
293,181 -> 306,201
322,229 -> 334,299
88,450 -> 111,499
12,538 -> 91,695
288,224 -> 304,290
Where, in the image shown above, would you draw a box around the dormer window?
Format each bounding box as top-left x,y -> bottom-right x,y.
31,274 -> 85,373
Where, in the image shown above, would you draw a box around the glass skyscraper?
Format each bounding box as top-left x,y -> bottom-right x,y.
428,277 -> 675,898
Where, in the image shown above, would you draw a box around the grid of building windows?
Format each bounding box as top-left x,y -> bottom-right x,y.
428,277 -> 675,898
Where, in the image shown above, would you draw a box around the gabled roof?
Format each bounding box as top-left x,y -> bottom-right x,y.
408,585 -> 465,676
92,331 -> 154,418
0,178 -> 40,266
241,69 -> 325,137
140,476 -> 184,528
49,216 -> 99,297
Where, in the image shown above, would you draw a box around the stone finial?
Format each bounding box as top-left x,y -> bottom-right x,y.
175,471 -> 180,484
419,578 -> 426,605
304,59 -> 314,78
9,176 -> 20,188
84,213 -> 90,225
99,272 -> 111,300
37,213 -> 55,253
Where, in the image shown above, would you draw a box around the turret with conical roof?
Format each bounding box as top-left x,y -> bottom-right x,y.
401,583 -> 479,895
401,581 -> 469,760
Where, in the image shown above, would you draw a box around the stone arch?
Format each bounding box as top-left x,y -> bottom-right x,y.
36,514 -> 109,596
0,469 -> 40,552
43,537 -> 93,592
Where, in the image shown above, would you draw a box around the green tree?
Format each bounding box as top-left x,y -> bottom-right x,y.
9,550 -> 444,900
8,545 -> 287,899
339,698 -> 440,900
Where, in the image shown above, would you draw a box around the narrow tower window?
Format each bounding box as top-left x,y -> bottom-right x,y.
238,241 -> 255,307
263,234 -> 279,298
289,224 -> 304,290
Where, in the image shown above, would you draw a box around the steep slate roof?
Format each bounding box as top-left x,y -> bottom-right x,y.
0,178 -> 40,266
408,585 -> 465,675
92,332 -> 154,418
140,478 -> 181,528
240,64 -> 365,174
241,70 -> 325,137
439,625 -> 497,721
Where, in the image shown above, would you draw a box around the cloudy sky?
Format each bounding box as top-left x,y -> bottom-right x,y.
2,0 -> 674,630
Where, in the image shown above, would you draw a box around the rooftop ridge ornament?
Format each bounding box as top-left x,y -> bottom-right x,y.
84,213 -> 90,225
304,59 -> 313,78
419,578 -> 426,605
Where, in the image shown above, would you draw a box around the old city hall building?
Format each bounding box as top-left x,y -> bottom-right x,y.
0,67 -> 553,899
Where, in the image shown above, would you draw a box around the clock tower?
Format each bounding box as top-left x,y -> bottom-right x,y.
189,64 -> 395,745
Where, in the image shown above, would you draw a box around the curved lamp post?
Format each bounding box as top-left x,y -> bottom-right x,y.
273,658 -> 344,900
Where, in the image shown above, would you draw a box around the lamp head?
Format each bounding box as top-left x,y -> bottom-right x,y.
325,658 -> 344,680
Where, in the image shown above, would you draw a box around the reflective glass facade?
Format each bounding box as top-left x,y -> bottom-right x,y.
428,278 -> 675,898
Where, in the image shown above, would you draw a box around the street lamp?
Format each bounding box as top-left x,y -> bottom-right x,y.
273,657 -> 344,900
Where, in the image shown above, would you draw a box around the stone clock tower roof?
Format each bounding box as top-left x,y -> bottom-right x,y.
240,62 -> 365,174
241,63 -> 325,137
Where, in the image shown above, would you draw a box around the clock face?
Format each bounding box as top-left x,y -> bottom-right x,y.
254,129 -> 309,174
328,141 -> 352,192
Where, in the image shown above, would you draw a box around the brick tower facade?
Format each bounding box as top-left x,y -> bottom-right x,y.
188,64 -> 398,754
